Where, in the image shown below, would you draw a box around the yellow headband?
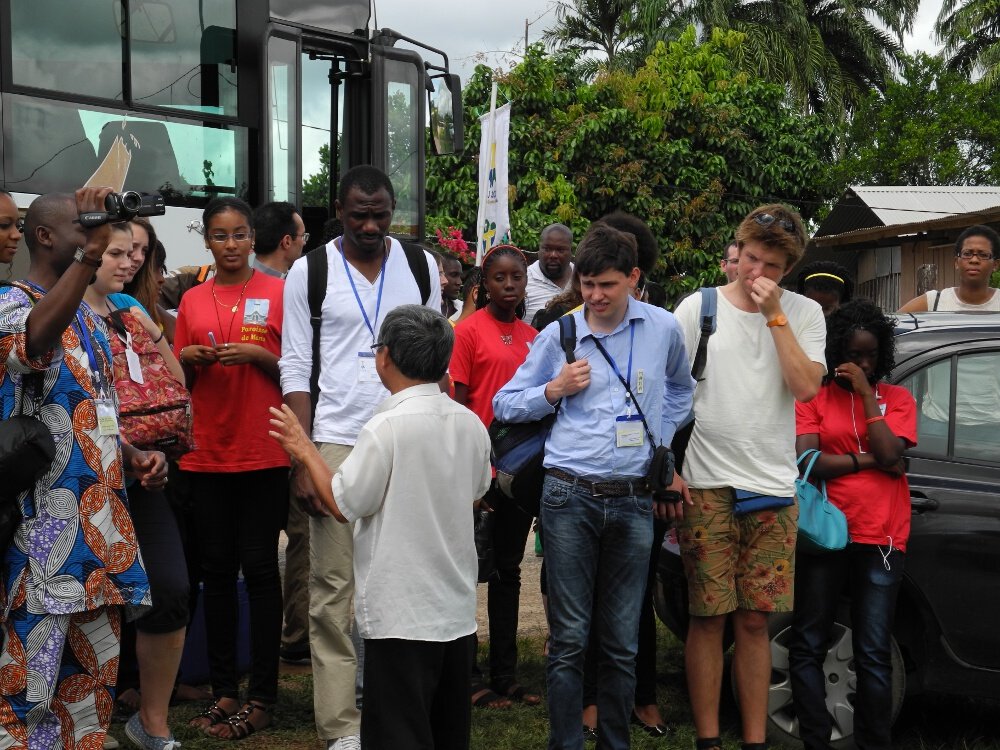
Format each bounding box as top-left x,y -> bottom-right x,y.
804,272 -> 844,284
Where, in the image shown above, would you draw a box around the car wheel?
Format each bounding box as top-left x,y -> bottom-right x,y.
761,612 -> 906,749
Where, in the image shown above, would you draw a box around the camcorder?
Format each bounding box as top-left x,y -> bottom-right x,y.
78,191 -> 165,228
647,445 -> 680,501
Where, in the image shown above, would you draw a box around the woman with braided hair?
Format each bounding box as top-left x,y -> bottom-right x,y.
790,298 -> 917,750
450,244 -> 542,709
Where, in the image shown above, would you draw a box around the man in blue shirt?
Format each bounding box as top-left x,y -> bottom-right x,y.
494,223 -> 694,750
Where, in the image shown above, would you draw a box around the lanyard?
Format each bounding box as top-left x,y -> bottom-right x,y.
599,320 -> 636,403
21,281 -> 108,395
339,240 -> 387,342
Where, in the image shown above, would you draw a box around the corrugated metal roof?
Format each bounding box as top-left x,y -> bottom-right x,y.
815,186 -> 1000,237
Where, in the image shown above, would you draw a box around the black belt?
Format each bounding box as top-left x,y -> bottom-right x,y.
547,468 -> 647,498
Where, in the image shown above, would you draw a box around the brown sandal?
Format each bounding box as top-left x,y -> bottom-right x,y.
210,702 -> 271,740
189,700 -> 233,731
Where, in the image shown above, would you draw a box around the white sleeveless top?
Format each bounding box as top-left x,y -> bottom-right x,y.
924,287 -> 1000,311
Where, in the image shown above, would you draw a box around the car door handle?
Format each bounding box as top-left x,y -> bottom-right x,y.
910,496 -> 939,512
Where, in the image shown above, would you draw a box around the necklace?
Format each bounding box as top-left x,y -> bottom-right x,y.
212,271 -> 254,313
490,311 -> 518,345
212,271 -> 254,344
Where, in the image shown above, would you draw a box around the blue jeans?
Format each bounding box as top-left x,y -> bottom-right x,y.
541,474 -> 654,750
789,544 -> 904,750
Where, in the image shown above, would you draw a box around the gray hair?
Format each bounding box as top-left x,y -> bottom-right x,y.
379,305 -> 454,382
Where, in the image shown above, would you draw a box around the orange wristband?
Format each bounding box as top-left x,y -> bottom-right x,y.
865,415 -> 885,425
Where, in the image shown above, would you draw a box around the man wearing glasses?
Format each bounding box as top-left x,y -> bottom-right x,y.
672,204 -> 826,750
253,201 -> 308,280
898,225 -> 1000,312
524,223 -> 574,324
719,239 -> 740,283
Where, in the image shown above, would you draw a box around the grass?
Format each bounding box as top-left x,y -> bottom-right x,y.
108,627 -> 1000,749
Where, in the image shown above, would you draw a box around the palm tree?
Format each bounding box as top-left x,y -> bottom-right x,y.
937,0 -> 1000,89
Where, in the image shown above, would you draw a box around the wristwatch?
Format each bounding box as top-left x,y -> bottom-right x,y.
73,246 -> 102,268
766,314 -> 788,328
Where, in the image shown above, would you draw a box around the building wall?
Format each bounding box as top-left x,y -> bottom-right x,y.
857,241 -> 960,310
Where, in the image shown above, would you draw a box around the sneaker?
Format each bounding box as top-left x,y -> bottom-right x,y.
124,713 -> 182,750
327,735 -> 361,750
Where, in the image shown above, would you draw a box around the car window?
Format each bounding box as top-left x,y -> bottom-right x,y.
900,351 -> 1000,462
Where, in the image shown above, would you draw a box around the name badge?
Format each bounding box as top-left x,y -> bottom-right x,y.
616,414 -> 644,448
357,351 -> 380,383
122,331 -> 144,384
96,398 -> 120,436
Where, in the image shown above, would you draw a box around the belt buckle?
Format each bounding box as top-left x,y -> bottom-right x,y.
589,482 -> 607,498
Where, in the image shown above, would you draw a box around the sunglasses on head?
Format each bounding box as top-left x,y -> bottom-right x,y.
753,213 -> 796,234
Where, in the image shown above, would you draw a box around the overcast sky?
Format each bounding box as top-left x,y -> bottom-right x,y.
373,0 -> 945,89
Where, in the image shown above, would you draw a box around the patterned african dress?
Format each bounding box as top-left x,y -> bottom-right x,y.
0,283 -> 150,750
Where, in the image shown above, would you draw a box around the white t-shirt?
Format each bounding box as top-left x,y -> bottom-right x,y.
332,384 -> 492,641
279,237 -> 442,445
674,288 -> 827,496
924,287 -> 1000,311
524,260 -> 573,324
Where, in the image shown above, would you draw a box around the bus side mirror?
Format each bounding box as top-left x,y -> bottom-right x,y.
429,73 -> 464,156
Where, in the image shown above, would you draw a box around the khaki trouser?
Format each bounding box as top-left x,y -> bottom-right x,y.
281,490 -> 311,651
310,443 -> 361,740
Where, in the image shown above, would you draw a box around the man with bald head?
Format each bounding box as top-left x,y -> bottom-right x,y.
0,190 -> 164,747
524,223 -> 574,325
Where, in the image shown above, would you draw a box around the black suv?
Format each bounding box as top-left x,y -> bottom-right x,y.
654,311 -> 1000,748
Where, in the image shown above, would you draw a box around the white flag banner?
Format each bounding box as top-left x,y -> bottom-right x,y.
476,95 -> 512,265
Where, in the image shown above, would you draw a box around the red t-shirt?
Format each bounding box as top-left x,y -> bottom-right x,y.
796,381 -> 917,550
451,308 -> 537,428
174,271 -> 290,472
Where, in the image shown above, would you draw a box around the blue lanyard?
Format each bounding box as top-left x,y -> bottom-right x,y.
339,240 -> 387,342
21,281 -> 108,395
602,320 -> 636,402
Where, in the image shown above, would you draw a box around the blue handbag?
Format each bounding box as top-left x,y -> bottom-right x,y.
796,449 -> 849,553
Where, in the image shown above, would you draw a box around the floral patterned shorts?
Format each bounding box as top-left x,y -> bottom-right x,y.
677,487 -> 798,616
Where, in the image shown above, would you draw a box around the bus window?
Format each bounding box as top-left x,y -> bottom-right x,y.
2,94 -> 247,204
268,36 -> 298,204
382,57 -> 421,238
9,0 -> 123,100
300,53 -> 345,213
129,0 -> 238,117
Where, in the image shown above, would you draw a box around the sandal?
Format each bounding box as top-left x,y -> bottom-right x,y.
494,681 -> 542,706
210,701 -> 271,740
471,684 -> 512,709
188,700 -> 234,731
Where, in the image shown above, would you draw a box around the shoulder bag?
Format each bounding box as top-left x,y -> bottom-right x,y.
796,448 -> 849,553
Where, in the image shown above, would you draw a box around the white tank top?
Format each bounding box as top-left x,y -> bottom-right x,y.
925,287 -> 1000,311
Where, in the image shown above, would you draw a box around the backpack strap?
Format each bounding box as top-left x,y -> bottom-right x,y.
306,247 -> 329,426
691,287 -> 717,381
196,264 -> 213,283
558,313 -> 576,364
932,289 -> 941,311
400,242 -> 431,305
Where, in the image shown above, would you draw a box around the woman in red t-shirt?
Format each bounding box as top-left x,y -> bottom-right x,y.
450,245 -> 540,709
790,299 -> 917,750
174,197 -> 288,740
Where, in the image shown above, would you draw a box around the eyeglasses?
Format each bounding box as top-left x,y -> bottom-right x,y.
753,213 -> 796,234
293,232 -> 311,243
208,232 -> 253,244
369,341 -> 385,352
957,250 -> 995,260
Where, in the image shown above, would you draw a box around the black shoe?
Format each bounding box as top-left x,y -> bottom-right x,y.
630,710 -> 672,738
582,725 -> 598,743
279,644 -> 311,663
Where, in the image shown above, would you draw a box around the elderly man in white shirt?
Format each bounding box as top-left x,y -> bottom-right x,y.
270,304 -> 491,750
524,223 -> 574,325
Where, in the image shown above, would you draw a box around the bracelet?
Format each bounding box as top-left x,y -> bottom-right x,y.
865,415 -> 886,425
178,347 -> 187,365
848,453 -> 860,473
151,330 -> 165,344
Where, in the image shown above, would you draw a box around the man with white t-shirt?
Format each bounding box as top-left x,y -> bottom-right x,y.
524,223 -> 574,324
279,165 -> 441,750
673,204 -> 826,750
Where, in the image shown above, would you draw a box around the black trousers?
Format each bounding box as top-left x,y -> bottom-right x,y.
363,634 -> 474,750
191,467 -> 288,705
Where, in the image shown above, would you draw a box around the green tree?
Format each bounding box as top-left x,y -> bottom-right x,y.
835,52 -> 1000,186
426,31 -> 840,298
937,0 -> 1000,89
302,143 -> 331,208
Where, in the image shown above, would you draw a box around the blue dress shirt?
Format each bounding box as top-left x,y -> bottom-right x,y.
493,297 -> 695,481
